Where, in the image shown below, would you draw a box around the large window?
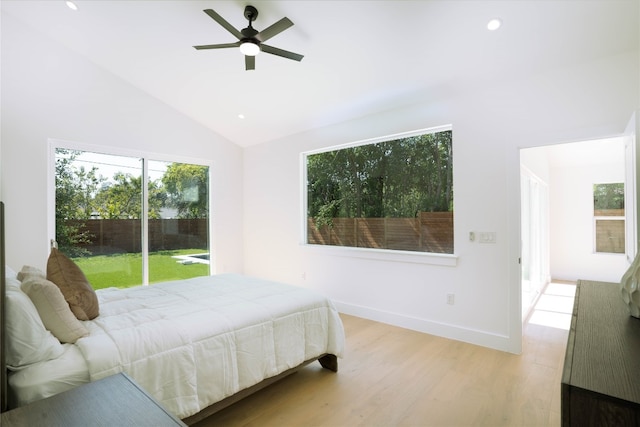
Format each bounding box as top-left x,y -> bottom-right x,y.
304,126 -> 453,254
593,182 -> 625,254
53,145 -> 211,289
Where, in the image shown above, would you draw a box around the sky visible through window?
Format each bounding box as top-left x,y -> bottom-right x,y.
59,151 -> 166,183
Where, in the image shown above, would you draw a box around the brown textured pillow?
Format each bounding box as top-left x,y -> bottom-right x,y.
21,275 -> 89,343
46,248 -> 99,320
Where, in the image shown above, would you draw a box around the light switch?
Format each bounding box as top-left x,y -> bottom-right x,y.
479,232 -> 496,243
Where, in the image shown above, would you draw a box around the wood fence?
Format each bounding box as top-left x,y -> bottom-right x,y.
307,212 -> 453,254
68,212 -> 454,256
595,219 -> 625,253
66,219 -> 208,255
594,209 -> 625,253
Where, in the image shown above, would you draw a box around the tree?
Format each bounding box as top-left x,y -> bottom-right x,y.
594,183 -> 624,212
162,163 -> 209,218
307,130 -> 453,224
54,149 -> 103,256
93,173 -> 166,219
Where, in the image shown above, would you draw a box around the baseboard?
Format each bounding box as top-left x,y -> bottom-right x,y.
334,301 -> 519,354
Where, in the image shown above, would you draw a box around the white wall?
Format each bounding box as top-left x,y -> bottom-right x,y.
520,148 -> 550,184
244,50 -> 639,353
0,13 -> 245,274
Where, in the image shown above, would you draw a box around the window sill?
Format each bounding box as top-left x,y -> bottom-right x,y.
302,244 -> 458,267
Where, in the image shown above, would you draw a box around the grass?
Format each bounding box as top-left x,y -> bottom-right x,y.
72,249 -> 210,290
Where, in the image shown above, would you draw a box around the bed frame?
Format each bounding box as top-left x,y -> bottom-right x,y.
0,201 -> 338,422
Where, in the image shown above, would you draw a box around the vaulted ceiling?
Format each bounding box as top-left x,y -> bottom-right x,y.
2,1 -> 638,147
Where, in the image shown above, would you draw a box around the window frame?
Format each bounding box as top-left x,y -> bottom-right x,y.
47,138 -> 216,283
300,125 -> 457,267
592,182 -> 625,255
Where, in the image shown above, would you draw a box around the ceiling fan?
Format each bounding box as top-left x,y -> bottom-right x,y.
193,5 -> 304,71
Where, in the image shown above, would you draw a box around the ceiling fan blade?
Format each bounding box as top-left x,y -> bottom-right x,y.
256,17 -> 294,42
193,42 -> 241,50
245,55 -> 255,71
203,9 -> 243,40
261,44 -> 304,62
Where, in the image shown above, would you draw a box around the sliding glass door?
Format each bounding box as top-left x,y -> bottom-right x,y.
521,167 -> 549,318
53,146 -> 210,289
147,160 -> 210,284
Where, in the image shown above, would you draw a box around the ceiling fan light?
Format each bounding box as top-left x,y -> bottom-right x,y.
239,41 -> 260,56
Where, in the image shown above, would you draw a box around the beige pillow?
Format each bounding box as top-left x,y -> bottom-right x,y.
46,248 -> 100,321
21,276 -> 89,343
17,265 -> 46,281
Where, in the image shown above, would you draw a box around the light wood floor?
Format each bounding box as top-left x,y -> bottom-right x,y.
194,288 -> 572,427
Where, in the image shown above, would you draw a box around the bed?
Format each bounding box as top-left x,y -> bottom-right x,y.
0,242 -> 345,423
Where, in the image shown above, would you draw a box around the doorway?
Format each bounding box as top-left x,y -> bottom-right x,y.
520,136 -> 628,322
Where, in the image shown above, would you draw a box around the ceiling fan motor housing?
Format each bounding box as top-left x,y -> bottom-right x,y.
242,6 -> 260,43
241,27 -> 259,40
244,6 -> 258,22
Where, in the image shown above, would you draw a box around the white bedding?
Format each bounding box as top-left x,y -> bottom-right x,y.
9,273 -> 345,419
8,344 -> 89,407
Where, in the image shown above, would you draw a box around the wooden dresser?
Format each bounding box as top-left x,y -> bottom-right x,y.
562,280 -> 640,426
0,372 -> 186,426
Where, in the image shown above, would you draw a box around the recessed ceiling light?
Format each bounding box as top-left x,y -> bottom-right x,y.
65,1 -> 78,11
487,18 -> 502,31
238,114 -> 245,119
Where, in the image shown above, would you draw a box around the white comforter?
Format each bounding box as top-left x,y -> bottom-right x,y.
75,274 -> 345,419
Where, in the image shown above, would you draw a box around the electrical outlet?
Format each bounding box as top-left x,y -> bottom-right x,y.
301,272 -> 306,280
446,293 -> 455,305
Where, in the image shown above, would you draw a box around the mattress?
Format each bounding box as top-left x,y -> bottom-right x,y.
8,273 -> 345,419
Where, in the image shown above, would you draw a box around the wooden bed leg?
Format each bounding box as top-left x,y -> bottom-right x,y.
318,354 -> 338,372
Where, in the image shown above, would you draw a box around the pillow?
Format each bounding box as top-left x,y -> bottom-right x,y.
6,265 -> 21,291
46,248 -> 99,321
6,264 -> 17,279
6,276 -> 21,290
21,276 -> 89,343
6,286 -> 65,369
13,265 -> 45,292
17,265 -> 46,281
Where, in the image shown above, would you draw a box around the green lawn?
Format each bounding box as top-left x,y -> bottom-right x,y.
72,249 -> 210,290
